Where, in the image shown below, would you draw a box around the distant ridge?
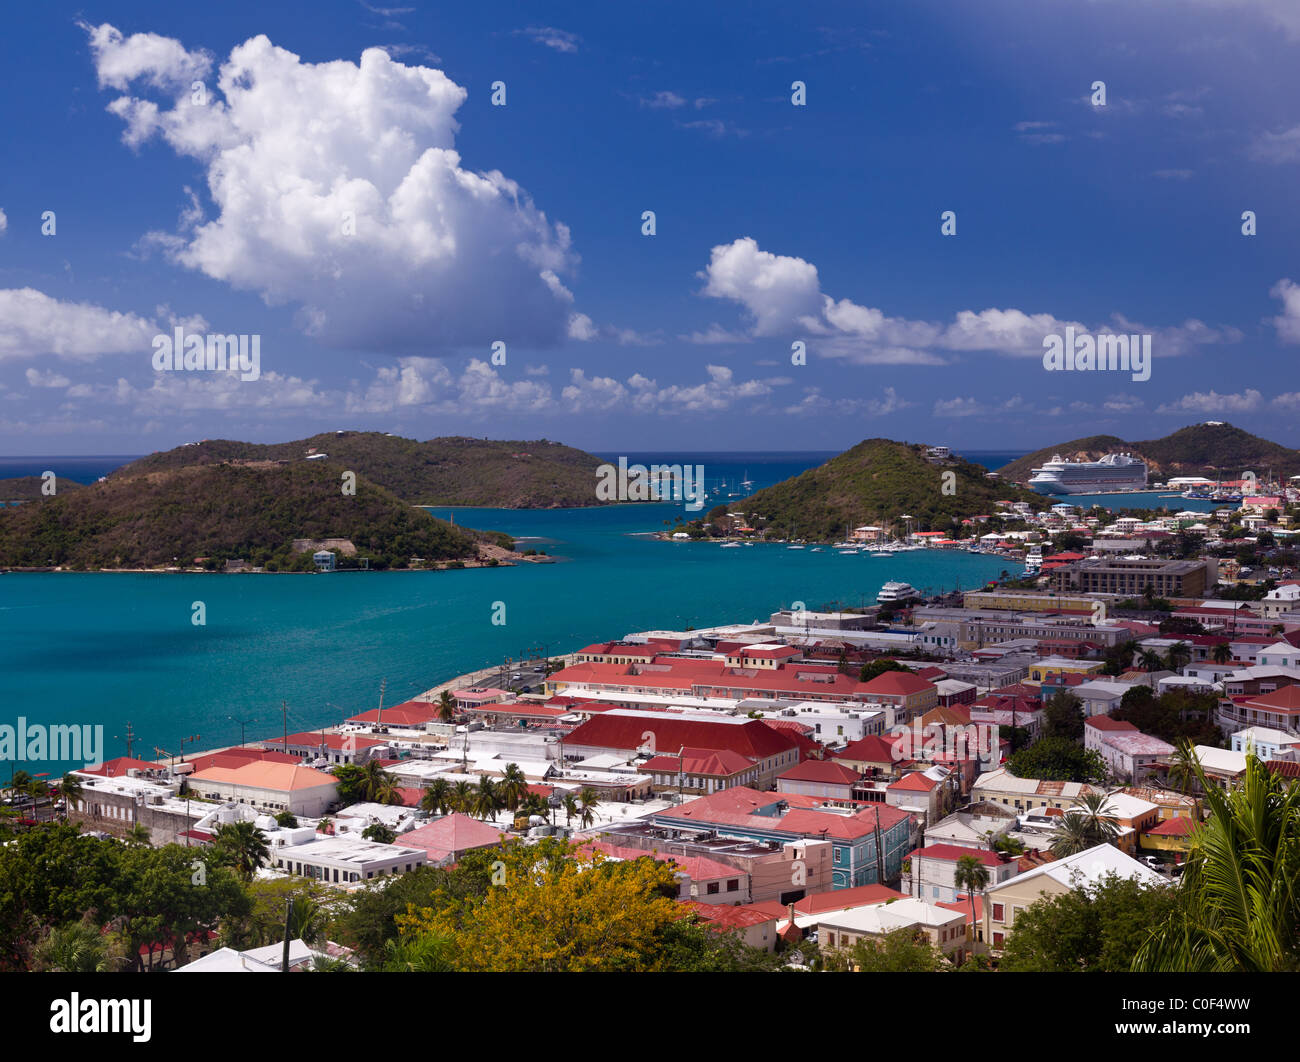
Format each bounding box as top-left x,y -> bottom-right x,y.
719,439 -> 1046,541
998,423 -> 1300,485
114,431 -> 610,508
0,461 -> 508,571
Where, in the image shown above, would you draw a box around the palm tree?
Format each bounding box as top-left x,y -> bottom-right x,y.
1049,792 -> 1120,857
563,793 -> 579,826
1212,642 -> 1233,665
125,822 -> 152,846
577,787 -> 600,829
450,780 -> 475,814
1164,641 -> 1192,672
56,773 -> 83,822
32,918 -> 117,973
1139,649 -> 1165,673
421,778 -> 452,816
498,763 -> 529,812
437,690 -> 457,725
1166,739 -> 1202,796
357,759 -> 399,805
473,776 -> 500,821
1135,753 -> 1300,972
211,820 -> 270,882
953,854 -> 990,947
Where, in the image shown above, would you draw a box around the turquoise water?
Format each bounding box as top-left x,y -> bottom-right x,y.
0,499 -> 1013,774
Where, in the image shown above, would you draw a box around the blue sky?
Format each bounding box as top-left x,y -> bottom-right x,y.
2,0 -> 1299,455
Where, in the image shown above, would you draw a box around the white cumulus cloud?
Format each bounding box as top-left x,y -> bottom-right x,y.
86,25 -> 578,352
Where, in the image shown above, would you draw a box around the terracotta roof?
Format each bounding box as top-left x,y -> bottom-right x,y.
564,713 -> 800,759
1241,686 -> 1300,714
642,746 -> 755,777
189,761 -> 338,791
888,771 -> 941,793
348,700 -> 441,726
778,760 -> 861,784
281,731 -> 387,750
1147,816 -> 1198,837
912,844 -> 1004,867
397,814 -> 506,861
79,756 -> 164,777
680,901 -> 775,930
1267,759 -> 1300,779
1085,716 -> 1140,733
834,734 -> 908,765
859,671 -> 936,696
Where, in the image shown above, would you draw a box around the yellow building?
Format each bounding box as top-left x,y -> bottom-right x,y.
1026,657 -> 1106,683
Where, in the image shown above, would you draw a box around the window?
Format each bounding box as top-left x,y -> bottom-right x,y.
993,932 -> 1004,946
706,882 -> 720,895
727,879 -> 739,892
992,902 -> 1005,922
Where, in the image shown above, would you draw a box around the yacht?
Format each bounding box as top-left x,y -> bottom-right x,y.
877,581 -> 922,605
719,541 -> 742,548
836,548 -> 857,555
787,544 -> 805,550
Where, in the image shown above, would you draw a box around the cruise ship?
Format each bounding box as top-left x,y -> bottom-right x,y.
1027,453 -> 1147,495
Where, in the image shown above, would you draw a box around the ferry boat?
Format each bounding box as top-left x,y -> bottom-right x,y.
877,581 -> 922,605
1027,453 -> 1147,495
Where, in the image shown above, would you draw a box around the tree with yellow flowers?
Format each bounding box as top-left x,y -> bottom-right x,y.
395,837 -> 687,972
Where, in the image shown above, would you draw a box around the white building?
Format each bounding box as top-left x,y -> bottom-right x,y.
1230,726 -> 1300,762
270,835 -> 428,886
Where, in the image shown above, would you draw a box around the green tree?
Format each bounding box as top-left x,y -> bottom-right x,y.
999,873 -> 1177,972
577,787 -> 600,829
1006,739 -> 1108,784
859,658 -> 912,683
1049,792 -> 1120,857
1135,754 -> 1300,972
824,926 -> 943,972
1212,642 -> 1233,665
210,820 -> 270,883
437,690 -> 457,725
421,778 -> 452,816
1043,691 -> 1085,742
498,763 -> 529,813
55,774 -> 83,822
361,822 -> 396,844
472,776 -> 501,821
953,855 -> 989,943
274,810 -> 298,828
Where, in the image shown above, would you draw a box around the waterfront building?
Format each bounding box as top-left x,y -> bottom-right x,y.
1048,556 -> 1217,598
561,708 -> 802,788
187,760 -> 339,817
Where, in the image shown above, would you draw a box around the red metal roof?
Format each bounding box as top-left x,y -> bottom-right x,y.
778,760 -> 861,784
564,714 -> 800,759
912,843 -> 1004,866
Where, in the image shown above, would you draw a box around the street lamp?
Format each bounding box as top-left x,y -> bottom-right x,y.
228,716 -> 258,747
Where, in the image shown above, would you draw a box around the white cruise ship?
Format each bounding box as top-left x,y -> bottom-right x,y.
877,581 -> 922,605
1027,453 -> 1147,495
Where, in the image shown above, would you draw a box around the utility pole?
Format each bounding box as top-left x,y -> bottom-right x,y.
377,678 -> 387,727
282,897 -> 294,973
282,701 -> 289,754
116,722 -> 136,760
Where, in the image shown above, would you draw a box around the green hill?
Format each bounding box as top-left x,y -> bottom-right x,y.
999,423 -> 1300,484
115,432 -> 608,507
0,461 -> 510,571
0,476 -> 84,502
724,439 -> 1046,542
